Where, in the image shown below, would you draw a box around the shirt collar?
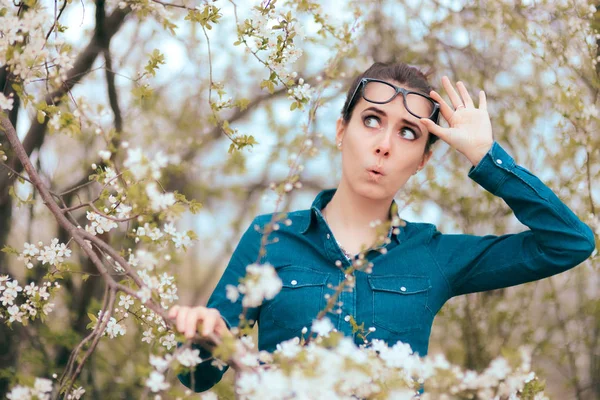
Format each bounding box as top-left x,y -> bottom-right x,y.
299,187 -> 403,243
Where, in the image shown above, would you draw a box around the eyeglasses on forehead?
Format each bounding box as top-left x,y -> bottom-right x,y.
343,77 -> 440,124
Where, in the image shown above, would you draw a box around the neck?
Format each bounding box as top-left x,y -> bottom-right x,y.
322,180 -> 393,234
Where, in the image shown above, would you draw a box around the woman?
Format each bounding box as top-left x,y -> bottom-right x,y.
168,62 -> 596,393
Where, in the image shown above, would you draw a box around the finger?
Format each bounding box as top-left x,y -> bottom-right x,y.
421,119 -> 448,141
441,76 -> 464,109
429,90 -> 454,123
215,319 -> 232,337
184,308 -> 201,339
456,81 -> 474,108
202,311 -> 218,336
176,307 -> 190,334
479,90 -> 487,111
168,305 -> 180,320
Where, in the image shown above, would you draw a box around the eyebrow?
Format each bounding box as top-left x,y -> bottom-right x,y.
361,106 -> 425,135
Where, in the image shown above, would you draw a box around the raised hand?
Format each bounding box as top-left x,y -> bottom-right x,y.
421,76 -> 494,166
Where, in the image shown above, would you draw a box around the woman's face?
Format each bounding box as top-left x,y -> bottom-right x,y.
335,79 -> 433,200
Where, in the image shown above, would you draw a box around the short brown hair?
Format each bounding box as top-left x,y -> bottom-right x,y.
341,61 -> 440,154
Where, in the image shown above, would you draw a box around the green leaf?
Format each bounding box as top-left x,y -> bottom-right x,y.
1,245 -> 19,255
228,143 -> 238,154
37,110 -> 45,124
260,79 -> 276,94
144,49 -> 166,77
86,312 -> 98,330
235,98 -> 250,111
132,84 -> 154,101
189,200 -> 203,214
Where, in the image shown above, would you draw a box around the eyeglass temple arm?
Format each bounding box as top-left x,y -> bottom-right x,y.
343,79 -> 365,117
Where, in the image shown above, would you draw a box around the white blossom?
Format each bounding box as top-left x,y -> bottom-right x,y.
145,371 -> 170,392
238,263 -> 282,308
66,387 -> 85,400
163,222 -> 177,236
104,317 -> 126,338
32,377 -> 53,399
172,231 -> 192,249
275,336 -> 302,358
85,211 -> 118,235
6,385 -> 31,400
160,333 -> 176,350
42,303 -> 55,315
135,249 -> 158,271
23,282 -> 37,296
137,287 -> 152,304
124,148 -> 147,180
142,329 -> 155,344
115,203 -> 132,219
0,93 -> 14,111
103,167 -> 118,185
98,150 -> 111,161
22,242 -> 39,257
486,357 -> 511,380
146,182 -> 176,212
118,294 -> 134,310
176,348 -> 203,367
225,284 -> 240,303
149,353 -> 173,372
8,305 -> 24,323
311,317 -> 334,337
4,280 -> 22,300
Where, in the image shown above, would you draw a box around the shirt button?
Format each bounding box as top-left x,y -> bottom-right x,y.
496,159 -> 503,164
344,315 -> 350,322
327,233 -> 331,239
291,280 -> 297,285
400,286 -> 407,292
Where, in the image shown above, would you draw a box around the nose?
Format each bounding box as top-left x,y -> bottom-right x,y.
374,129 -> 392,157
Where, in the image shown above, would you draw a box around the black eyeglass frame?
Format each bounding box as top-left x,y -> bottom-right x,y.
343,77 -> 440,124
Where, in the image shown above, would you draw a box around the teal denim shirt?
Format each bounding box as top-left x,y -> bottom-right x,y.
177,140 -> 596,392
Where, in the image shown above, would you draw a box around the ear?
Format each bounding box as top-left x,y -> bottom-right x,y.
419,149 -> 433,170
335,117 -> 345,145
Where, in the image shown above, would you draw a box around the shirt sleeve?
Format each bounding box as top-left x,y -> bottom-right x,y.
176,217 -> 263,392
427,141 -> 596,298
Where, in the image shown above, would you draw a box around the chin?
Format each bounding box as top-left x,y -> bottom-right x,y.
352,181 -> 390,200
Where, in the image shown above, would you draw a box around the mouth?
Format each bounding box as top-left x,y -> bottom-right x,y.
367,167 -> 385,176
366,167 -> 385,182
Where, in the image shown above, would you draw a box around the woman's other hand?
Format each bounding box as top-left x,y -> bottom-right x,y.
168,305 -> 232,342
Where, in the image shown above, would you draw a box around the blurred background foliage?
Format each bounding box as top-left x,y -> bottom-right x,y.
1,0 -> 599,398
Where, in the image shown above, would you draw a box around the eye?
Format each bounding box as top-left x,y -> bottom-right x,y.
399,127 -> 417,141
363,115 -> 381,128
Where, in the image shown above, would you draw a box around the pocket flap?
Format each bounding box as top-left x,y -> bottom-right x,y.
276,266 -> 329,288
368,275 -> 431,294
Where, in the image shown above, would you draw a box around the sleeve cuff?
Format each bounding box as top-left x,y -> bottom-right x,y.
467,141 -> 516,195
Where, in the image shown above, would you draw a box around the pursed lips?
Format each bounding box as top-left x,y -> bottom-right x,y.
367,166 -> 385,176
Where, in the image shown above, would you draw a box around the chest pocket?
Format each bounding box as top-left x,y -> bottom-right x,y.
263,266 -> 329,333
368,275 -> 432,334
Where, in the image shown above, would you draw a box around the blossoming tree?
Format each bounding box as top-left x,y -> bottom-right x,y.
0,0 -> 598,399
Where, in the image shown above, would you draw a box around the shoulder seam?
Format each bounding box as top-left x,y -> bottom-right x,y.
424,224 -> 454,298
